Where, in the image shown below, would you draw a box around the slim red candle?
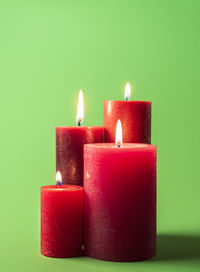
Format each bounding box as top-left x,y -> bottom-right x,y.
84,120 -> 157,262
56,90 -> 103,185
41,172 -> 83,258
104,83 -> 151,143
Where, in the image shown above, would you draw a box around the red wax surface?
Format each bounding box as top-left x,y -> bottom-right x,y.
104,101 -> 151,143
56,126 -> 103,185
84,143 -> 156,262
41,185 -> 83,258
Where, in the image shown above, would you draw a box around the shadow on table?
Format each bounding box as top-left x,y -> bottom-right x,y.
154,234 -> 200,261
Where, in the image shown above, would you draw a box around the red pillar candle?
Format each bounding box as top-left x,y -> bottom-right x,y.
41,172 -> 83,258
104,83 -> 151,143
56,90 -> 104,185
84,121 -> 156,262
56,126 -> 103,185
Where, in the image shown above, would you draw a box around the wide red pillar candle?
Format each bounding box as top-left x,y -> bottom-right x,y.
41,184 -> 83,258
56,126 -> 103,185
84,143 -> 156,262
104,100 -> 151,143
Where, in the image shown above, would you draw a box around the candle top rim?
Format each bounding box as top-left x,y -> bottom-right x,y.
41,185 -> 83,191
104,100 -> 152,103
56,126 -> 103,129
84,143 -> 156,149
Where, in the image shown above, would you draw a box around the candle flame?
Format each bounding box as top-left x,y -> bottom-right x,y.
56,171 -> 62,186
115,119 -> 123,147
124,82 -> 131,101
76,90 -> 84,126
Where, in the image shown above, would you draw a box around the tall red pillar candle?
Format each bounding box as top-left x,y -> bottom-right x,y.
56,90 -> 103,185
84,143 -> 157,262
104,83 -> 151,143
41,173 -> 83,258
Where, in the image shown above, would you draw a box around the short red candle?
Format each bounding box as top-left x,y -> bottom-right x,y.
84,143 -> 156,262
41,185 -> 83,258
104,100 -> 151,143
56,126 -> 103,185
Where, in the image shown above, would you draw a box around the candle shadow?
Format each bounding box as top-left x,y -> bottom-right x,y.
154,234 -> 200,261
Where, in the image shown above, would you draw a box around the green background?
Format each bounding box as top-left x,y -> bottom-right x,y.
0,0 -> 200,271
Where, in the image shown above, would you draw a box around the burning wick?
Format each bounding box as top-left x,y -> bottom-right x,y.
117,140 -> 121,148
115,119 -> 123,148
56,171 -> 62,186
76,90 -> 84,126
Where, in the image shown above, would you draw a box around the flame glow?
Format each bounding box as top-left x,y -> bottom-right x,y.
124,83 -> 131,101
115,119 -> 123,147
76,90 -> 84,126
56,171 -> 62,186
